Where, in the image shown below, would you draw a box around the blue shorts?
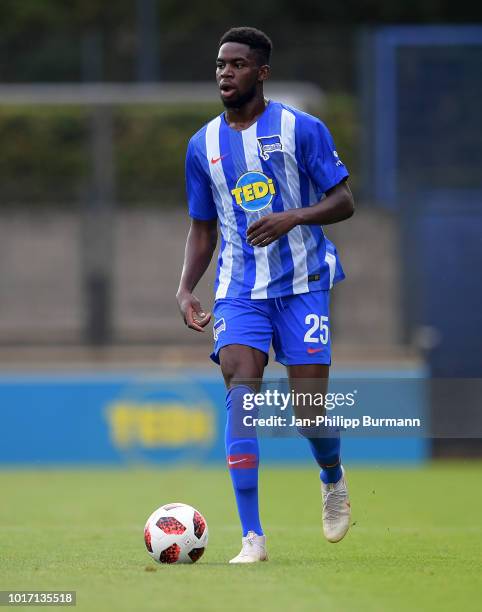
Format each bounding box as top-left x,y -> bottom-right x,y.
211,290 -> 331,367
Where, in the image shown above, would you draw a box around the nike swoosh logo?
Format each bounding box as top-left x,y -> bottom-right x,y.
211,155 -> 227,164
228,458 -> 247,465
307,347 -> 323,354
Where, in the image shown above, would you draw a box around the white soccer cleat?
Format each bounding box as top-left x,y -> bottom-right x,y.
229,531 -> 268,564
321,466 -> 351,543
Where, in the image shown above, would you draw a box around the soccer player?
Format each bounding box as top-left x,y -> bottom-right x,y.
177,27 -> 354,563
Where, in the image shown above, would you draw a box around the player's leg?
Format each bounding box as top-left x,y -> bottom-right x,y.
272,292 -> 351,542
210,298 -> 271,562
288,363 -> 343,486
220,344 -> 268,562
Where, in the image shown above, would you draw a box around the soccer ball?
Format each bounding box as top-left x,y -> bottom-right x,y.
144,502 -> 208,564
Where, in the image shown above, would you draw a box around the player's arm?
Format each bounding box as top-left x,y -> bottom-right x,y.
248,116 -> 354,248
247,180 -> 354,247
179,135 -> 218,331
176,218 -> 218,332
293,179 -> 354,225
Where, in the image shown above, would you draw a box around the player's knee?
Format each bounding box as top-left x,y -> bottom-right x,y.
227,440 -> 259,489
222,358 -> 248,388
220,347 -> 264,388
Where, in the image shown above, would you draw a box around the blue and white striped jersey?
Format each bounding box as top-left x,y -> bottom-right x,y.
185,101 -> 348,300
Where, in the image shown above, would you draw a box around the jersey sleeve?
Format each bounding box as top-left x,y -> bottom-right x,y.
300,117 -> 349,194
185,138 -> 218,221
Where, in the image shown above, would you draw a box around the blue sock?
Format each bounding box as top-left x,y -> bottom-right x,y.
225,385 -> 263,537
300,428 -> 342,484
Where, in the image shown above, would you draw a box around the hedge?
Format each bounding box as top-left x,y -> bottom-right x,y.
0,95 -> 357,207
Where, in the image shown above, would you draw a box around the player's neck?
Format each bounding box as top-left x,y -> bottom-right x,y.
223,94 -> 268,131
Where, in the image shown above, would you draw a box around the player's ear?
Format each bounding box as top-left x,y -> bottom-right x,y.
258,64 -> 270,82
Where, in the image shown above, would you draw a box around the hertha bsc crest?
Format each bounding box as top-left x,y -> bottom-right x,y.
257,135 -> 283,161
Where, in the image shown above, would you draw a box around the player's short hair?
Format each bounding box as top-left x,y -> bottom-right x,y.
219,27 -> 272,66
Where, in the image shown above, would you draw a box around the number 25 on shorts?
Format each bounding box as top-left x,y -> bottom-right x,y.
304,314 -> 329,344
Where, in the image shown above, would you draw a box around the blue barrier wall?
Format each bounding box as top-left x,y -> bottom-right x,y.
0,369 -> 428,465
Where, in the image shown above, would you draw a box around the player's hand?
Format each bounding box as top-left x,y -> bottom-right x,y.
246,211 -> 298,247
176,291 -> 211,332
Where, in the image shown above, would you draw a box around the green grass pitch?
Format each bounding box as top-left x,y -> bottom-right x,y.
1,464 -> 481,612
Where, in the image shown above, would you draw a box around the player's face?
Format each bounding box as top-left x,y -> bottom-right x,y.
216,42 -> 267,108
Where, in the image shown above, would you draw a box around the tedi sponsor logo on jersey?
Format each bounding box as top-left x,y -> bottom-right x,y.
231,171 -> 276,212
257,134 -> 283,160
